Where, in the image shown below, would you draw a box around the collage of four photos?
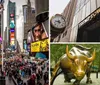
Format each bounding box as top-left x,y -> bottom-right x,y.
0,0 -> 100,85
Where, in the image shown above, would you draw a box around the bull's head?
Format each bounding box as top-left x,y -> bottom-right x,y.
66,46 -> 95,80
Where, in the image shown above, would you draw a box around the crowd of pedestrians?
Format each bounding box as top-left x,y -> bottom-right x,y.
3,56 -> 49,85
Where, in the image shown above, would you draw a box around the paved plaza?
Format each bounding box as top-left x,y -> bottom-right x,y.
53,73 -> 100,85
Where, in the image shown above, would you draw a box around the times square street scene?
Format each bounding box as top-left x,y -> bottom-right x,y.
0,0 -> 49,85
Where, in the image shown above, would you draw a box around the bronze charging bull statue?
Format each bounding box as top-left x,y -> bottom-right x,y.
51,45 -> 95,85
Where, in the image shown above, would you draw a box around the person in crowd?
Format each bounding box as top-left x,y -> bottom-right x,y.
38,80 -> 42,85
44,72 -> 49,85
17,75 -> 23,85
21,69 -> 25,78
28,68 -> 31,76
23,82 -> 26,85
27,72 -> 36,85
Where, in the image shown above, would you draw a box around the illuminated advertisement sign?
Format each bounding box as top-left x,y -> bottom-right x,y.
40,39 -> 49,51
10,13 -> 15,47
0,37 -> 2,42
10,29 -> 15,32
10,36 -> 14,39
31,41 -> 41,52
23,39 -> 27,50
10,20 -> 15,28
10,40 -> 15,45
27,43 -> 30,52
10,13 -> 14,17
10,38 -> 15,41
31,39 -> 49,52
0,15 -> 2,37
10,32 -> 15,37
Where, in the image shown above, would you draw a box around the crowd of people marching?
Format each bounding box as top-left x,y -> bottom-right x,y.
2,56 -> 49,85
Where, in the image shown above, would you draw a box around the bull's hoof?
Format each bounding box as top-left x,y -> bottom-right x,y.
73,81 -> 80,85
64,79 -> 71,83
73,83 -> 80,85
64,80 -> 67,82
86,79 -> 92,84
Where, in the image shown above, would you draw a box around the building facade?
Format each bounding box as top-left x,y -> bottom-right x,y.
23,0 -> 36,40
70,0 -> 100,42
4,27 -> 9,50
0,0 -> 4,65
0,14 -> 1,49
52,0 -> 100,42
7,0 -> 16,50
52,0 -> 77,42
0,2 -> 4,46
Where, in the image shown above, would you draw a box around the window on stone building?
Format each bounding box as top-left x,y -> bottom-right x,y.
97,0 -> 100,8
75,0 -> 81,14
58,35 -> 61,42
80,0 -> 85,9
81,5 -> 86,20
79,9 -> 83,22
65,30 -> 68,36
75,13 -> 79,26
90,0 -> 96,13
72,15 -> 77,27
62,30 -> 67,38
85,0 -> 90,17
85,0 -> 89,4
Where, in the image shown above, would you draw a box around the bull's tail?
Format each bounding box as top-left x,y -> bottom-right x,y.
50,61 -> 63,85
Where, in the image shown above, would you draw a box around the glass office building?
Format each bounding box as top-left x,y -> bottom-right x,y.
70,0 -> 100,42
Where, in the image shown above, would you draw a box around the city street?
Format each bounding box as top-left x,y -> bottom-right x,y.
53,73 -> 100,85
0,0 -> 49,85
6,76 -> 14,85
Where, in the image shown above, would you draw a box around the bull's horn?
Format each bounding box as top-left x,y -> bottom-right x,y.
87,49 -> 96,62
66,45 -> 75,60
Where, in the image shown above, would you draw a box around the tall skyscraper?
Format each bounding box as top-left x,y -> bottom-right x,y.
4,27 -> 9,50
7,0 -> 16,50
23,0 -> 36,40
0,1 -> 4,43
0,0 -> 4,65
